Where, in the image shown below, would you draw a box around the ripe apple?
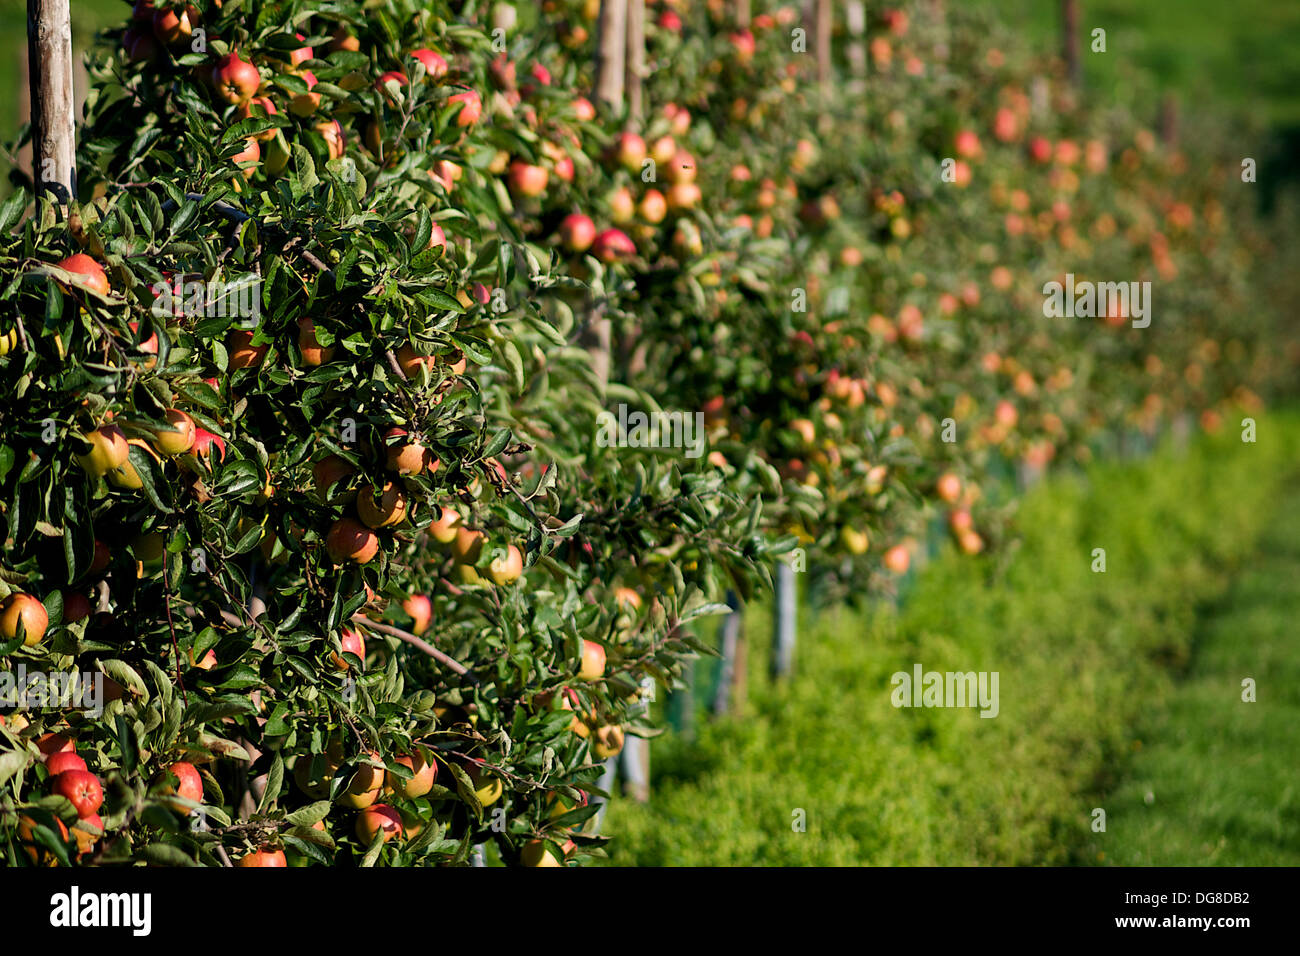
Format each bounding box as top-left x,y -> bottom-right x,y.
330,629 -> 366,671
17,815 -> 69,866
608,186 -> 636,224
666,150 -> 696,184
394,344 -> 435,379
355,804 -> 403,844
237,96 -> 279,141
315,119 -> 345,160
53,769 -> 104,818
448,89 -> 482,127
212,52 -> 261,105
312,454 -> 355,502
883,545 -> 911,575
591,228 -> 635,263
402,595 -> 432,635
330,27 -> 360,52
936,472 -> 962,504
429,506 -> 463,545
446,529 -> 485,570
37,732 -> 75,756
337,752 -> 386,809
508,160 -> 549,198
638,189 -> 667,223
954,129 -> 982,159
488,544 -> 524,585
76,424 -> 129,477
730,29 -> 756,61
579,640 -> 606,681
1028,136 -> 1053,165
151,408 -> 196,456
227,329 -> 267,369
386,751 -> 437,799
465,762 -> 503,807
286,32 -> 312,68
107,438 -> 159,490
156,761 -> 203,814
289,70 -> 321,116
325,518 -> 379,565
1,593 -> 49,648
666,182 -> 701,212
520,840 -> 563,867
948,508 -> 973,534
571,97 -> 596,122
958,530 -> 985,555
648,135 -> 676,167
189,428 -> 226,464
384,427 -> 430,476
152,6 -> 193,45
56,253 -> 111,297
236,846 -> 287,867
61,590 -> 92,624
71,814 -> 102,856
592,724 -> 625,759
297,317 -> 334,366
410,48 -> 448,79
559,213 -> 597,252
45,752 -> 87,776
611,131 -> 646,174
356,481 -> 408,529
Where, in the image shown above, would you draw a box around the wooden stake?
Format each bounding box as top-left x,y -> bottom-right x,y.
27,0 -> 76,203
625,0 -> 645,122
1061,0 -> 1082,89
816,0 -> 832,93
596,0 -> 628,110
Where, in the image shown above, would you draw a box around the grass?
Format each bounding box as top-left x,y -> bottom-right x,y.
970,0 -> 1300,128
601,414 -> 1300,865
1090,480 -> 1300,865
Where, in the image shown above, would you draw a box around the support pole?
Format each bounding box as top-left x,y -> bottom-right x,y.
1060,0 -> 1082,89
27,0 -> 76,204
771,562 -> 797,679
625,0 -> 644,122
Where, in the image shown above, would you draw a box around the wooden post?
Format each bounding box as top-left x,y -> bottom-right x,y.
736,0 -> 751,24
815,0 -> 832,93
27,0 -> 77,203
771,562 -> 797,679
596,0 -> 628,110
625,0 -> 644,122
1159,93 -> 1179,146
1060,0 -> 1082,89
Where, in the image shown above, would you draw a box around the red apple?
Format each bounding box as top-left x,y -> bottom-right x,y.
355,804 -> 402,844
448,89 -> 482,127
325,518 -> 379,564
508,160 -> 549,198
212,52 -> 261,106
331,629 -> 366,671
559,213 -> 597,252
52,769 -> 104,818
1,593 -> 49,647
591,228 -> 635,263
55,254 -> 110,297
386,752 -> 437,799
410,48 -> 448,80
402,595 -> 432,635
45,752 -> 87,776
156,761 -> 203,813
236,846 -> 287,867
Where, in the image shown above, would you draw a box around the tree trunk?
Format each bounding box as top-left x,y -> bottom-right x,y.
1060,0 -> 1081,89
625,0 -> 644,122
596,0 -> 628,111
1159,93 -> 1179,146
27,0 -> 76,204
815,0 -> 832,93
846,1 -> 866,92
